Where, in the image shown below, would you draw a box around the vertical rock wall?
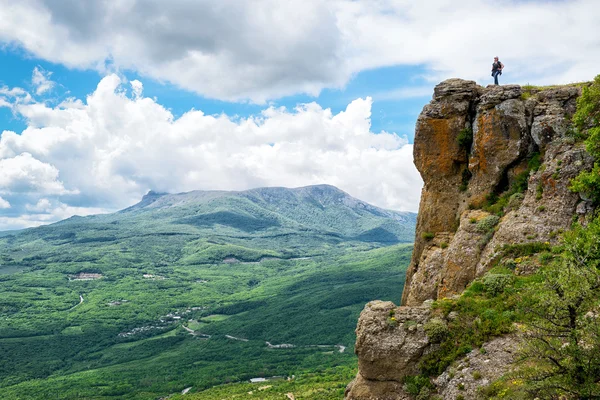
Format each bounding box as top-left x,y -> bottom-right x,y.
347,79 -> 593,399
401,80 -> 589,306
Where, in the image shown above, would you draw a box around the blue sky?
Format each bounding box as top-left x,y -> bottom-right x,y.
0,0 -> 598,230
0,50 -> 431,142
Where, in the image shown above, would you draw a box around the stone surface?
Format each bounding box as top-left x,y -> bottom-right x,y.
433,335 -> 520,400
354,301 -> 431,381
476,142 -> 593,275
345,374 -> 411,400
438,210 -> 495,299
403,79 -> 479,306
345,301 -> 432,399
403,232 -> 453,305
468,96 -> 529,207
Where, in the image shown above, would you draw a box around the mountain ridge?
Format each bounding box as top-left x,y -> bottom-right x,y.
123,184 -> 413,220
26,184 -> 416,248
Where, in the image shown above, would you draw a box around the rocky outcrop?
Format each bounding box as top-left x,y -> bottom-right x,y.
347,79 -> 594,399
401,80 -> 590,306
345,301 -> 432,400
406,79 -> 479,304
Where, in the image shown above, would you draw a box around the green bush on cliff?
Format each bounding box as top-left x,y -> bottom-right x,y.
476,215 -> 500,233
570,74 -> 600,203
423,319 -> 449,343
499,242 -> 552,258
457,127 -> 473,151
422,232 -> 435,240
573,75 -> 600,132
483,273 -> 513,296
403,375 -> 434,397
476,216 -> 600,399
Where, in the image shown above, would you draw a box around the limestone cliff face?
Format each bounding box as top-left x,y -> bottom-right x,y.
346,79 -> 594,400
402,79 -> 591,306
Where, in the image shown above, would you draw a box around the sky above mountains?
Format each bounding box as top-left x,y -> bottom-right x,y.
0,0 -> 599,230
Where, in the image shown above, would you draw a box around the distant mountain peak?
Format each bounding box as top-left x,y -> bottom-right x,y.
143,190 -> 168,198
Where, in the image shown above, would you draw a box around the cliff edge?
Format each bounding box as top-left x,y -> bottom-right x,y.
346,79 -> 594,399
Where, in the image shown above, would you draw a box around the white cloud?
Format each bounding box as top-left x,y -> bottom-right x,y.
0,75 -> 422,230
0,85 -> 33,110
0,153 -> 75,195
0,196 -> 10,209
130,80 -> 143,99
31,66 -> 55,95
25,198 -> 52,212
0,0 -> 597,102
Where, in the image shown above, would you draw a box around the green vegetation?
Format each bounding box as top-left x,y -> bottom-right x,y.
476,215 -> 500,233
423,319 -> 449,344
422,232 -> 435,241
457,127 -> 473,151
459,168 -> 472,192
0,186 -> 415,399
170,366 -> 355,399
498,242 -> 551,259
483,273 -> 513,296
403,375 -> 434,397
404,240 -> 560,394
412,214 -> 600,399
570,75 -> 600,204
419,267 -> 523,378
478,217 -> 600,399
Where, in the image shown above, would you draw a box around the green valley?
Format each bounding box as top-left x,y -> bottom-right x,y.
0,185 -> 415,399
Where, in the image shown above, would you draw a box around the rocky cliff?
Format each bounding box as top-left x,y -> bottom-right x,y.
346,79 -> 594,399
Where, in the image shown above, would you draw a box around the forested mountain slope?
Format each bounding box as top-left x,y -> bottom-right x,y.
0,185 -> 415,399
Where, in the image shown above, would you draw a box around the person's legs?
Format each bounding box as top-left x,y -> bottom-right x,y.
493,71 -> 499,85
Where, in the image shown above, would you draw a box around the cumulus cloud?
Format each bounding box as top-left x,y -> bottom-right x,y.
0,75 -> 422,230
0,86 -> 33,110
0,153 -> 75,195
25,198 -> 52,212
0,0 -> 597,102
31,66 -> 55,95
0,197 -> 10,209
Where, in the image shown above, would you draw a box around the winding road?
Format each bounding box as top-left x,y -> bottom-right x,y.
68,294 -> 84,311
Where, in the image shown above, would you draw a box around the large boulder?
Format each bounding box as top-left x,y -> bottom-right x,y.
345,301 -> 432,399
355,301 -> 431,381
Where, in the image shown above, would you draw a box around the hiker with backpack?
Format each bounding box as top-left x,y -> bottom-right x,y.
491,57 -> 504,85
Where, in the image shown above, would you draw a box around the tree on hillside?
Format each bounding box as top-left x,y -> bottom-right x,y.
519,218 -> 600,399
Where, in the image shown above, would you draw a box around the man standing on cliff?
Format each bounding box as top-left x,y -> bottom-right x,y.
492,57 -> 504,85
